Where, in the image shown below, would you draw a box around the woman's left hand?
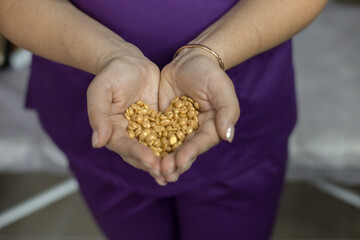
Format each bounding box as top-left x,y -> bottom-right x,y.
159,49 -> 240,182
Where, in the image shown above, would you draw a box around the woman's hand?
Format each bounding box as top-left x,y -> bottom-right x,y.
159,49 -> 240,182
87,48 -> 167,185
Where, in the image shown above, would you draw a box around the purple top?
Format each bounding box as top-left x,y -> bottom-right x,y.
26,0 -> 297,196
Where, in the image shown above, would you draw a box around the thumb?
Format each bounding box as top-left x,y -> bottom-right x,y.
208,75 -> 240,143
87,79 -> 113,148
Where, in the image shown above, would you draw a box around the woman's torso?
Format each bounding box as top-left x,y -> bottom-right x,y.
27,0 -> 297,196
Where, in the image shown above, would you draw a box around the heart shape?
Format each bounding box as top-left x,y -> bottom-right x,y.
124,96 -> 199,156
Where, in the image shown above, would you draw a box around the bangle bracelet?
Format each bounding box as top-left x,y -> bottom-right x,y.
173,44 -> 225,71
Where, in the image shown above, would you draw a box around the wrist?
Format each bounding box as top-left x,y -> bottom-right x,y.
95,41 -> 145,75
173,46 -> 221,69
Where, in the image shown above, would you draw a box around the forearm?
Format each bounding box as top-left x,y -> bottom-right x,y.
0,0 -> 136,74
190,0 -> 327,70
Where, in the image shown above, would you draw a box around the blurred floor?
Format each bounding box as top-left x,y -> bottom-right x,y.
0,174 -> 359,239
0,174 -> 102,240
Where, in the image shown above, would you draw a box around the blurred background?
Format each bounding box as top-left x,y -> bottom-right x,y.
0,0 -> 359,239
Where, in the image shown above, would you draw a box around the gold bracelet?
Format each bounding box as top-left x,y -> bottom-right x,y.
173,44 -> 225,71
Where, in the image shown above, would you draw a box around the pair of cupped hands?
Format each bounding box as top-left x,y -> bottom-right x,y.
87,45 -> 240,186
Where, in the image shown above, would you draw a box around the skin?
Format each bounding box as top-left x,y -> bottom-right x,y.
159,52 -> 239,182
87,56 -> 166,184
0,0 -> 327,185
159,0 -> 328,182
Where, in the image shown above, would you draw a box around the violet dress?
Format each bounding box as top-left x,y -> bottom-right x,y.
26,0 -> 297,239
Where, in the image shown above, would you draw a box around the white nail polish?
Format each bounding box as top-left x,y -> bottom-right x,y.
92,131 -> 98,148
226,127 -> 232,140
225,124 -> 234,143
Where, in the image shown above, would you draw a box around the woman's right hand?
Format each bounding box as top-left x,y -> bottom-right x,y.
86,46 -> 167,185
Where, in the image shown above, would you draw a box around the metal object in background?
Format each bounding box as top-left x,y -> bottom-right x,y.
310,178 -> 360,210
0,178 -> 78,229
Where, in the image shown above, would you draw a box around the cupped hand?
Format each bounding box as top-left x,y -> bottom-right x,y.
87,49 -> 166,185
159,49 -> 240,182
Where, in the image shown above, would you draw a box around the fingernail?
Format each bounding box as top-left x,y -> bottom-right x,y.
155,178 -> 167,186
167,173 -> 179,182
225,124 -> 234,143
92,131 -> 98,148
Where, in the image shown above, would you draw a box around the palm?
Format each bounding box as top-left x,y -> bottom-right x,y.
159,55 -> 228,179
88,57 -> 163,175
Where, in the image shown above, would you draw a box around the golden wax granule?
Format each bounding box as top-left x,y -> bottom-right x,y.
125,96 -> 200,156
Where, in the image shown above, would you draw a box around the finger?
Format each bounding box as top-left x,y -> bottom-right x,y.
87,79 -> 113,148
207,73 -> 240,143
148,169 -> 167,186
179,157 -> 196,174
166,156 -> 196,183
106,129 -> 161,174
160,153 -> 177,176
166,171 -> 179,182
161,152 -> 179,182
173,112 -> 220,173
122,157 -> 148,171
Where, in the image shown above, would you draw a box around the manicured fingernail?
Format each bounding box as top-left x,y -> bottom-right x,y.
155,178 -> 167,186
167,173 -> 179,182
92,131 -> 98,147
225,124 -> 234,143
